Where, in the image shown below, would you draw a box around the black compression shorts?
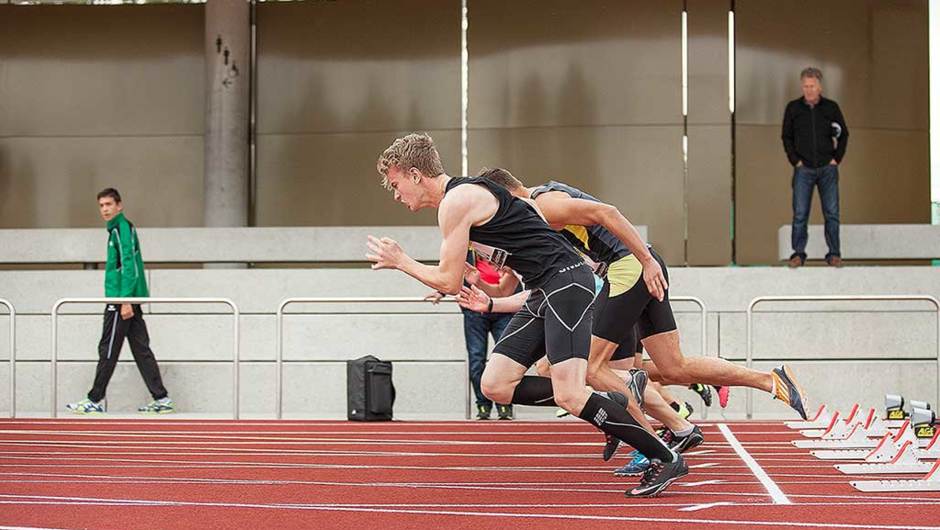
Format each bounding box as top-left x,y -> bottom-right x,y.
493,262 -> 597,367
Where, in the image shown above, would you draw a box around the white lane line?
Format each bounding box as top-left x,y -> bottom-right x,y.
679,501 -> 734,512
679,480 -> 725,487
717,423 -> 791,505
0,494 -> 936,529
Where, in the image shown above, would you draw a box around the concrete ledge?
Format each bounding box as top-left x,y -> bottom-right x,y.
778,224 -> 940,260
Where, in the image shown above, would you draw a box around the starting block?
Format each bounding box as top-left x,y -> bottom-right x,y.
794,422 -> 876,449
886,394 -> 907,420
835,440 -> 930,475
786,404 -> 833,430
851,459 -> 940,492
912,406 -> 937,439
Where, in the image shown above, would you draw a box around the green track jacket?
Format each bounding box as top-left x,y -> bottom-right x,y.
104,212 -> 149,298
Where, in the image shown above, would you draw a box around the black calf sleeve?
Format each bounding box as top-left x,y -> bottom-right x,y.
578,393 -> 675,462
510,376 -> 557,407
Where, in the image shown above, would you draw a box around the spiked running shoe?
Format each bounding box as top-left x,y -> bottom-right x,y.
138,397 -> 175,414
614,450 -> 651,476
602,392 -> 629,461
66,398 -> 104,414
689,383 -> 712,407
771,365 -> 808,420
627,368 -> 648,407
662,425 -> 704,453
674,401 -> 694,420
624,454 -> 689,498
714,385 -> 730,408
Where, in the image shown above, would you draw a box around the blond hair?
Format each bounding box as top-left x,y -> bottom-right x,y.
376,133 -> 445,190
477,167 -> 524,191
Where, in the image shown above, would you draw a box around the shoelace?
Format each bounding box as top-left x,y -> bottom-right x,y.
639,460 -> 664,485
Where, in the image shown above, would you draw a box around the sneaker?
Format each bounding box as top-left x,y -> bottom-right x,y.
770,365 -> 808,420
675,401 -> 694,420
668,425 -> 705,453
614,450 -> 650,476
476,403 -> 492,420
714,385 -> 730,408
626,369 -> 648,407
624,455 -> 689,498
66,398 -> 104,414
138,397 -> 175,414
601,392 -> 629,461
496,404 -> 514,420
689,383 -> 712,407
555,407 -> 570,418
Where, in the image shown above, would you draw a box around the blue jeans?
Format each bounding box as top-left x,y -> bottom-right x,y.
462,309 -> 513,406
791,164 -> 840,260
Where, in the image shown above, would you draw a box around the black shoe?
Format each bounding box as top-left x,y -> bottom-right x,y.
627,369 -> 648,407
476,403 -> 492,420
689,383 -> 712,407
625,455 -> 689,498
496,404 -> 514,420
601,392 -> 629,461
669,425 -> 704,453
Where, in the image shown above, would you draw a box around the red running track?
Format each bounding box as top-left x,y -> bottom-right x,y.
0,418 -> 938,530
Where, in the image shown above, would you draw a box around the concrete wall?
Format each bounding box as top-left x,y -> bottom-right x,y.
1,265 -> 938,419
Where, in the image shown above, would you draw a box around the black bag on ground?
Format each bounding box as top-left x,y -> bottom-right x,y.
347,355 -> 395,421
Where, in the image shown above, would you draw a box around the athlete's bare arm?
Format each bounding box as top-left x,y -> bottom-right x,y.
457,284 -> 529,314
367,183 -> 497,295
532,191 -> 668,301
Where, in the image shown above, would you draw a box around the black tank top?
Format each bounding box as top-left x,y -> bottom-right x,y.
444,176 -> 583,289
530,180 -> 632,276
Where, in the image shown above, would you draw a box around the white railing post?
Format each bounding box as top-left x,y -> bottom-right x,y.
51,297 -> 239,418
746,295 -> 940,419
0,299 -> 14,418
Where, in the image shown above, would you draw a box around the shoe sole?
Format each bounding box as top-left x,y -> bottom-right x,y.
716,386 -> 730,408
773,365 -> 808,420
672,433 -> 704,454
624,466 -> 689,498
613,466 -> 649,477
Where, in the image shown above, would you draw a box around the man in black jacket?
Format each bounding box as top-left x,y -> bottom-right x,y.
782,67 -> 849,267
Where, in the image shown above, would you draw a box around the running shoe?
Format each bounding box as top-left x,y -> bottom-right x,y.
601,392 -> 629,461
66,398 -> 104,414
714,385 -> 730,408
496,404 -> 514,420
667,425 -> 705,453
674,401 -> 694,420
613,450 -> 650,476
689,383 -> 712,407
476,403 -> 492,420
138,397 -> 175,414
626,368 -> 648,408
770,365 -> 808,420
624,455 -> 689,498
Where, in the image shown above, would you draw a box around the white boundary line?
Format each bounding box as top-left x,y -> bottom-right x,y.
717,423 -> 791,505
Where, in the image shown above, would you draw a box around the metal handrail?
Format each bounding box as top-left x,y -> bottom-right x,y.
275,297 -> 463,420
0,299 -> 14,418
275,296 -> 707,420
745,295 -> 940,418
51,297 -> 240,418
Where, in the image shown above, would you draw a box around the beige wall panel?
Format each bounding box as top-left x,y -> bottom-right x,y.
735,0 -> 928,264
687,125 -> 731,264
0,5 -> 204,136
736,126 -> 929,264
0,137 -> 204,228
256,131 -> 456,226
469,0 -> 682,128
686,0 -> 732,264
256,1 -> 459,134
255,1 -> 459,226
468,127 -> 686,265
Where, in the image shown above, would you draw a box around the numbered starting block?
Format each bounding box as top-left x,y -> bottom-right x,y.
912,406 -> 937,439
885,394 -> 907,420
851,459 -> 940,492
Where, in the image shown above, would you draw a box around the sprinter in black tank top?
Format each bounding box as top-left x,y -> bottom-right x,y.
369,133 -> 687,497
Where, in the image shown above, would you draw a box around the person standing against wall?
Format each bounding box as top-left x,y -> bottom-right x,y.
782,67 -> 849,267
66,188 -> 174,414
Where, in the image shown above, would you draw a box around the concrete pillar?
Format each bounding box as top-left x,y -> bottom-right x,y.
204,0 -> 250,228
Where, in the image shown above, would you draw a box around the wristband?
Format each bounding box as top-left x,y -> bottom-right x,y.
487,298 -> 494,313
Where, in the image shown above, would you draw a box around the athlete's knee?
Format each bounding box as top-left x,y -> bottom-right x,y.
553,387 -> 588,415
481,375 -> 513,404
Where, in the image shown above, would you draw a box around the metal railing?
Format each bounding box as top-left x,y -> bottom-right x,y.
0,299 -> 14,418
51,297 -> 240,418
745,295 -> 940,418
275,297 -> 464,420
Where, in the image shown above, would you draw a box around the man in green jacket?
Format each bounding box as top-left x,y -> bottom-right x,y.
67,188 -> 174,414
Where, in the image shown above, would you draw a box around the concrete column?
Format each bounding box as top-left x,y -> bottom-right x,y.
204,0 -> 250,228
